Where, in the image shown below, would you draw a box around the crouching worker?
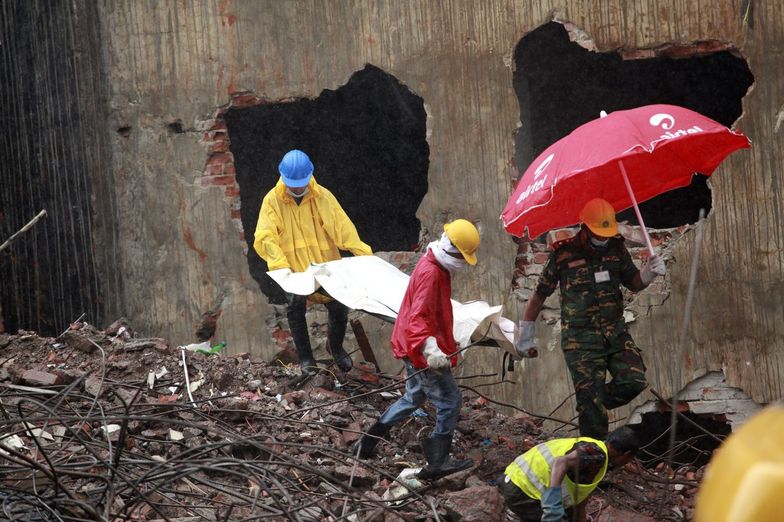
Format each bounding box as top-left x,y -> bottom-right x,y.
501,426 -> 639,521
352,220 -> 480,480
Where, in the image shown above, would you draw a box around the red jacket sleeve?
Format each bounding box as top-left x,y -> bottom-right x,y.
400,269 -> 440,352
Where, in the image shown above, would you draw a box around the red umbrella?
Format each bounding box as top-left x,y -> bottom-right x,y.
500,104 -> 751,254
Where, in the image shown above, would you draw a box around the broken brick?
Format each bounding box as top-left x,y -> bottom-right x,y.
21,369 -> 62,386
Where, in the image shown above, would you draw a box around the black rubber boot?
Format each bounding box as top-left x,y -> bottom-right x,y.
350,421 -> 390,459
418,435 -> 473,480
326,300 -> 352,372
287,295 -> 317,375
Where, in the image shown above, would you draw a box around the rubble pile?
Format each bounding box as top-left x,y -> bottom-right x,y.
0,321 -> 701,521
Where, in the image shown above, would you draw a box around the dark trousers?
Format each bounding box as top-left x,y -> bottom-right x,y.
563,332 -> 647,439
286,293 -> 348,360
500,476 -> 573,521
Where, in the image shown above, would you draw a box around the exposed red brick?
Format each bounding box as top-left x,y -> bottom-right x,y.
620,49 -> 655,61
224,186 -> 240,198
224,163 -> 236,175
205,163 -> 224,175
230,209 -> 242,220
207,152 -> 232,165
533,252 -> 549,264
231,93 -> 262,107
203,175 -> 236,186
696,40 -> 731,53
210,120 -> 227,132
211,140 -> 230,153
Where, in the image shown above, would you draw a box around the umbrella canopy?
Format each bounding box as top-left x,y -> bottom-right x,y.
501,104 -> 751,240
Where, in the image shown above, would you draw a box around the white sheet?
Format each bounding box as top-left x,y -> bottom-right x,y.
268,256 -> 515,354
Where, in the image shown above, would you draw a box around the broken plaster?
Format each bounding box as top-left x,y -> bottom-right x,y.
629,370 -> 764,430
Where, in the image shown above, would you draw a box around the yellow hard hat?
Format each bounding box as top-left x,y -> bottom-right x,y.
443,219 -> 480,265
579,198 -> 618,237
695,404 -> 784,522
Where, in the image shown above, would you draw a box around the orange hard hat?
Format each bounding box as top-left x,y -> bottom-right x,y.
579,198 -> 618,237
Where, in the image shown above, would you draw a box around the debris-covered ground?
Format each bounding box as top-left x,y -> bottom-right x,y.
0,321 -> 701,521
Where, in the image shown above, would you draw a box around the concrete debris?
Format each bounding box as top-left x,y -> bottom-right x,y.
0,321 -> 704,520
443,485 -> 506,521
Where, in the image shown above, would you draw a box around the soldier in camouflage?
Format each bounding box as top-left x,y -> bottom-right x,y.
516,198 -> 666,439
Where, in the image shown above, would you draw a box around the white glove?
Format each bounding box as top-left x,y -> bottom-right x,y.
641,255 -> 666,285
422,336 -> 451,370
515,321 -> 538,358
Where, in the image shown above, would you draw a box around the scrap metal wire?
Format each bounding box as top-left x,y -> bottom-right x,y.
0,371 -> 441,522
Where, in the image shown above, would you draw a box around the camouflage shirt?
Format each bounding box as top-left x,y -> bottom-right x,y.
536,227 -> 639,347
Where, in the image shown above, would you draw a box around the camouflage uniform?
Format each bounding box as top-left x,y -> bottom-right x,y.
536,226 -> 648,439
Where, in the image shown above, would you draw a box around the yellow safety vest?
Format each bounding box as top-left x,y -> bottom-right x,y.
504,437 -> 608,507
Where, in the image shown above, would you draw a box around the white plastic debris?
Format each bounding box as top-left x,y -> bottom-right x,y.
101,424 -> 121,437
382,468 -> 425,504
169,429 -> 184,441
0,434 -> 26,452
180,341 -> 211,353
189,378 -> 204,393
149,367 -> 169,390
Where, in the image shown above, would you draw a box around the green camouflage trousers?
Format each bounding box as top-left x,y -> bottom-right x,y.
563,332 -> 648,439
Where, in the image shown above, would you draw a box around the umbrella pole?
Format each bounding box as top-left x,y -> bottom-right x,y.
618,160 -> 656,256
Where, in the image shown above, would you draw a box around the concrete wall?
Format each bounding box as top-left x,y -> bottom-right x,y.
46,1 -> 784,419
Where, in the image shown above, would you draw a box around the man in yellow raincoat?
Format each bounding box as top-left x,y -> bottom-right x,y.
254,149 -> 372,374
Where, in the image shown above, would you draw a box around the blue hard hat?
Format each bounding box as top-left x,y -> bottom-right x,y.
278,149 -> 313,188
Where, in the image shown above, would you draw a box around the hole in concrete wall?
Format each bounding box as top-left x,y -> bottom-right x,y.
116,126 -> 131,137
167,120 -> 184,134
224,64 -> 429,303
633,410 -> 730,469
512,21 -> 753,230
629,372 -> 763,468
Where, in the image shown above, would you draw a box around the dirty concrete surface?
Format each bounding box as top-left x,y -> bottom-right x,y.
0,321 -> 700,521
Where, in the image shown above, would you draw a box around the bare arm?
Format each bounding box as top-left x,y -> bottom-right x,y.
549,450 -> 578,487
549,451 -> 593,522
523,291 -> 546,322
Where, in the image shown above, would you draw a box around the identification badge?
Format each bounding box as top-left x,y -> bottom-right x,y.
594,270 -> 610,283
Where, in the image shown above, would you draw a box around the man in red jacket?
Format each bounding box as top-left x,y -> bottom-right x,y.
352,219 -> 480,480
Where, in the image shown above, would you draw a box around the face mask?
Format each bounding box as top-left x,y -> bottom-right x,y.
590,237 -> 610,248
286,186 -> 309,199
428,233 -> 468,274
